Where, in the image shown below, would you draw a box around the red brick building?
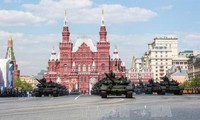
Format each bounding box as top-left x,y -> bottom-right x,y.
44,12 -> 126,94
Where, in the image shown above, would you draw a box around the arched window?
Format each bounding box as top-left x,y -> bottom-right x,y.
101,63 -> 105,70
88,64 -> 91,72
78,64 -> 81,72
63,64 -> 67,72
82,64 -> 86,72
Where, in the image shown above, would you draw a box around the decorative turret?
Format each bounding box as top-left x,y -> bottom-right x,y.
72,61 -> 76,72
62,10 -> 70,43
56,77 -> 61,84
49,47 -> 57,61
112,46 -> 120,60
99,9 -> 107,42
92,60 -> 96,71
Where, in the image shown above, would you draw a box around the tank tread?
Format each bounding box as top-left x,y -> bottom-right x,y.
126,91 -> 133,98
101,91 -> 107,98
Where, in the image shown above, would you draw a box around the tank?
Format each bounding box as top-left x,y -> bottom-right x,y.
134,80 -> 145,94
33,78 -> 68,97
144,79 -> 166,95
91,77 -> 107,95
100,71 -> 133,98
160,76 -> 183,95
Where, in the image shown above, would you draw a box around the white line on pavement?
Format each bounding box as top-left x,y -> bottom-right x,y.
74,95 -> 81,100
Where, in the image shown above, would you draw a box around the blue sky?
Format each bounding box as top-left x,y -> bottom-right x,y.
0,0 -> 200,75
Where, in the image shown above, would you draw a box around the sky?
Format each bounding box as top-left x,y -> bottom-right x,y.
0,0 -> 200,76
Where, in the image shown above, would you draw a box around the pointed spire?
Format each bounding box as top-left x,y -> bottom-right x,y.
5,36 -> 15,61
99,9 -> 107,42
50,46 -> 57,61
92,60 -> 96,67
62,10 -> 70,43
101,9 -> 105,26
64,10 -> 67,27
56,77 -> 61,84
8,35 -> 12,41
113,46 -> 120,60
72,61 -> 76,67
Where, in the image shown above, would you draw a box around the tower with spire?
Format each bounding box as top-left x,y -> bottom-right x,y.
97,9 -> 110,74
5,36 -> 20,81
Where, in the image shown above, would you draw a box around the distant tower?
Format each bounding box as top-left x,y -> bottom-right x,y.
5,36 -> 20,81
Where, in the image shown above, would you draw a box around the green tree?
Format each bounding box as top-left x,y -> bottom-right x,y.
14,78 -> 33,91
180,77 -> 200,88
190,77 -> 200,87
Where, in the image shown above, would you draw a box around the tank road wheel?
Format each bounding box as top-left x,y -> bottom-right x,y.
44,93 -> 49,96
53,92 -> 58,97
145,90 -> 152,94
158,90 -> 165,95
101,91 -> 107,98
35,93 -> 42,97
126,91 -> 133,98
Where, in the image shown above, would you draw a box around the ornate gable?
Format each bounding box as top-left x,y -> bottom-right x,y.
77,42 -> 93,53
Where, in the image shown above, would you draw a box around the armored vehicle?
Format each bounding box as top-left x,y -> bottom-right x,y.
134,80 -> 145,94
160,76 -> 183,95
100,71 -> 133,98
33,78 -> 68,97
91,77 -> 107,95
144,79 -> 165,95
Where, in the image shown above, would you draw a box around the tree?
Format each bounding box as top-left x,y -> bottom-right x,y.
14,78 -> 33,91
180,77 -> 200,88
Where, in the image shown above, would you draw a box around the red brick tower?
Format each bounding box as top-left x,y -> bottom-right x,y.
97,10 -> 110,78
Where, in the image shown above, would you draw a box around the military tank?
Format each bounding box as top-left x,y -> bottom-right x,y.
144,79 -> 166,95
91,77 -> 107,95
160,76 -> 183,95
134,80 -> 145,94
100,71 -> 133,98
33,78 -> 68,97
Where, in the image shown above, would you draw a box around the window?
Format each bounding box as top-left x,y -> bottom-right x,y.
78,64 -> 81,72
82,64 -> 86,72
63,64 -> 67,72
101,63 -> 105,70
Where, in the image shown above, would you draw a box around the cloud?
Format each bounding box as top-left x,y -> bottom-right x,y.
22,0 -> 157,24
160,5 -> 173,10
0,10 -> 46,26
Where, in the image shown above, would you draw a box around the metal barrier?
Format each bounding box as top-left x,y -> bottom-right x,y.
183,88 -> 200,94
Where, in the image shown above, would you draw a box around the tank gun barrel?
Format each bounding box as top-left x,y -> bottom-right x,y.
105,73 -> 116,85
35,78 -> 46,87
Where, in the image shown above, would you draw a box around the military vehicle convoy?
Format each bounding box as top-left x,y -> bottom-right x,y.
33,78 -> 68,97
144,79 -> 166,95
92,71 -> 133,98
143,77 -> 183,95
160,76 -> 183,95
